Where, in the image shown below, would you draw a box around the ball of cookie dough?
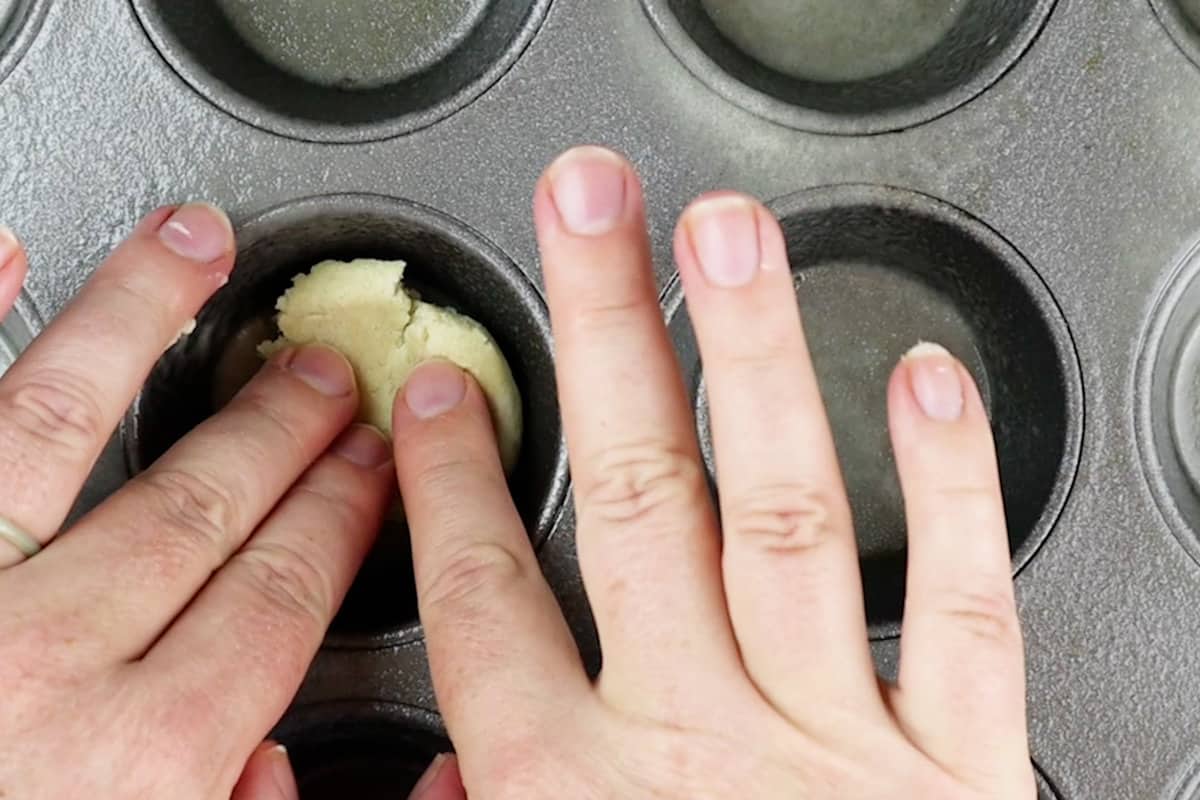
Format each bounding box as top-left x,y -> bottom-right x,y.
258,259 -> 522,473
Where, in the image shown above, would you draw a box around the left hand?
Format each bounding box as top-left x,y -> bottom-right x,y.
0,206 -> 463,799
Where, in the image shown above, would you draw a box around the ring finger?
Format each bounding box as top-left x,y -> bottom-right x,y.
0,205 -> 235,566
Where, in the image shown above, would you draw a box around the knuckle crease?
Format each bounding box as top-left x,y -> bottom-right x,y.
726,482 -> 842,555
0,371 -> 106,458
236,541 -> 335,626
579,441 -> 705,528
423,541 -> 525,613
137,468 -> 240,565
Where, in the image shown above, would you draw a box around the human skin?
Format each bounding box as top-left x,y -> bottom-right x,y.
0,146 -> 1033,799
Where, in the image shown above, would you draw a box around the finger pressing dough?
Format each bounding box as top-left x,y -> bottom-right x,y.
259,259 -> 522,473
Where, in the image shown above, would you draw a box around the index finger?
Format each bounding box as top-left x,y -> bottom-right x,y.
0,204 -> 234,564
393,362 -> 589,762
534,147 -> 739,711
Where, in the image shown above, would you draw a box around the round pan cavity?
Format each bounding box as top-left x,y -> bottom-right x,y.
666,185 -> 1082,638
130,0 -> 552,142
124,194 -> 568,647
1137,240 -> 1200,566
639,0 -> 1058,135
1151,0 -> 1200,72
0,0 -> 50,86
272,702 -> 448,798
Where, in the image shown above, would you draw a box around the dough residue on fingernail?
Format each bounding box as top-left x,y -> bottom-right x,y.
168,318 -> 197,351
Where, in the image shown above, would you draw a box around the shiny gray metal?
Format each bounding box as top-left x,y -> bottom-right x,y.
3,0 -> 1200,795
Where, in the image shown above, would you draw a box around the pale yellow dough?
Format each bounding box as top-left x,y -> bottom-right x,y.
259,259 -> 523,473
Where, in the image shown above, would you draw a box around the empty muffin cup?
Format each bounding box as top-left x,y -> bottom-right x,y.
1137,240 -> 1200,566
1151,0 -> 1200,71
131,0 -> 552,142
639,0 -> 1058,134
272,702 -> 449,798
0,0 -> 49,85
124,194 -> 568,646
667,185 -> 1081,638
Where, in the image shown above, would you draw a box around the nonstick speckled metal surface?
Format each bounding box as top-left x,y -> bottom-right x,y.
5,0 -> 1200,797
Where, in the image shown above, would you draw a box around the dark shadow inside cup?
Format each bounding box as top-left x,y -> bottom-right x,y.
273,703 -> 449,799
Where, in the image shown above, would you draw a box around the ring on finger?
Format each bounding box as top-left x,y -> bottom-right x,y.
0,514 -> 42,560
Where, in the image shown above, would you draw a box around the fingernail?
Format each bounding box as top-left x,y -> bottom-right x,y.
0,226 -> 18,269
268,744 -> 300,800
405,361 -> 467,420
904,342 -> 965,422
284,345 -> 356,397
548,146 -> 628,236
157,203 -> 233,263
409,754 -> 449,800
685,196 -> 761,289
333,424 -> 392,468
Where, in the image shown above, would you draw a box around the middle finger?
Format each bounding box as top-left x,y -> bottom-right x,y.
6,345 -> 358,663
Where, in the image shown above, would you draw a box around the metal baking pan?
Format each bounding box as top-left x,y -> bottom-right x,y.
5,0 -> 1200,796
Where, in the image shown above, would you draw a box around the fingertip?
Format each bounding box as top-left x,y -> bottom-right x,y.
674,192 -> 786,292
891,343 -> 993,433
0,226 -> 28,273
400,359 -> 469,422
393,361 -> 499,468
111,205 -> 235,303
546,144 -> 632,176
908,343 -> 964,420
409,753 -> 465,800
537,145 -> 641,239
0,229 -> 29,316
156,202 -> 235,265
0,224 -> 21,262
276,344 -> 358,399
232,740 -> 299,800
263,742 -> 296,794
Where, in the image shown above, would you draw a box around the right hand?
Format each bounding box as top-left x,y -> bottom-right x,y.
393,146 -> 1036,799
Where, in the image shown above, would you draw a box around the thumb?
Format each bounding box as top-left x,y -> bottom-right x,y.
409,754 -> 466,800
231,741 -> 299,800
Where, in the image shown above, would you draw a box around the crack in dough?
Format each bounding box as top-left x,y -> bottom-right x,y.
259,259 -> 522,473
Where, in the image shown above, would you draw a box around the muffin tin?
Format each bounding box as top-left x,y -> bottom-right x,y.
5,0 -> 1200,797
